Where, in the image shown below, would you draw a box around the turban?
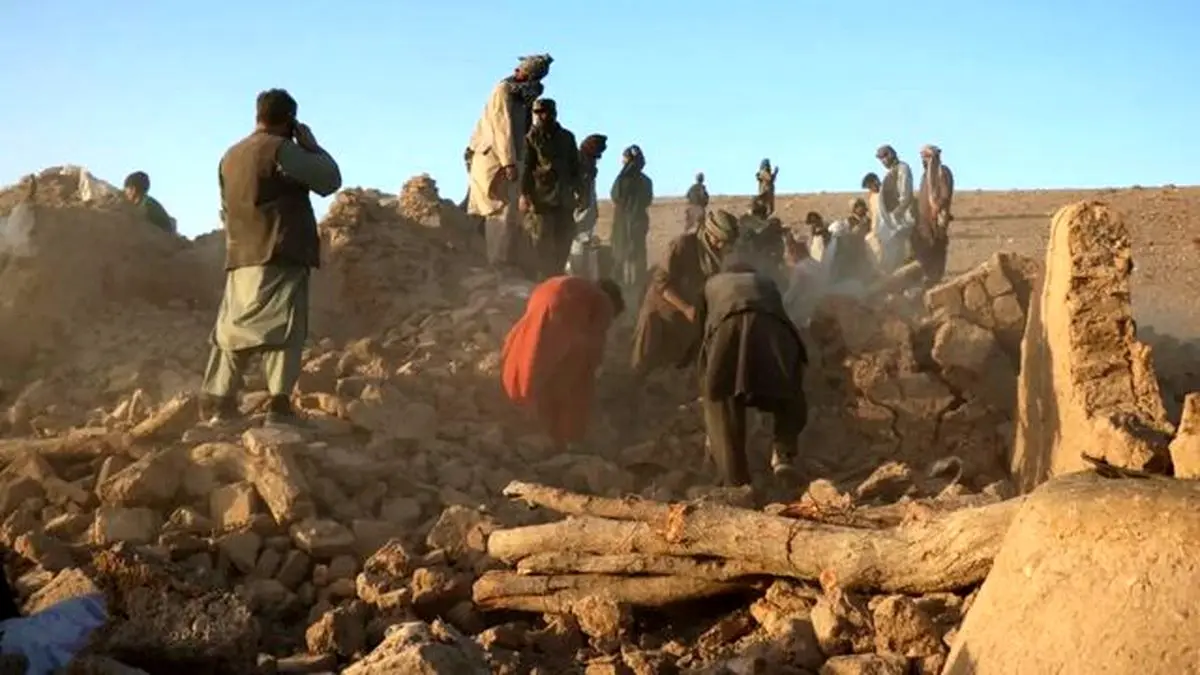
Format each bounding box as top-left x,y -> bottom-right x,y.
517,53 -> 554,80
705,210 -> 739,243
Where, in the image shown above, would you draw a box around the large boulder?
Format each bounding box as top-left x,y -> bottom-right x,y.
945,472 -> 1200,673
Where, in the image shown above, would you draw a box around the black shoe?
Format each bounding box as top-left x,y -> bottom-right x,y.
200,395 -> 239,425
264,395 -> 308,428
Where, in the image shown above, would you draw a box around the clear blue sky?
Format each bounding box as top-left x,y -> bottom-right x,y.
1,1 -> 1195,237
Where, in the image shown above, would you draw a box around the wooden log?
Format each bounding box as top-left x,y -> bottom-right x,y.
516,552 -> 779,582
473,571 -> 748,612
503,480 -> 664,521
492,482 -> 1025,594
0,428 -> 127,463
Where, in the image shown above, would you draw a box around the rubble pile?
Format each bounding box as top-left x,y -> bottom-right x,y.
0,170 -> 1197,673
0,168 -> 216,434
397,173 -> 450,222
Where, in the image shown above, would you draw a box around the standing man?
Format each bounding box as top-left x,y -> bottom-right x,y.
875,144 -> 917,240
466,54 -> 554,276
697,263 -> 808,487
501,275 -> 625,452
684,172 -> 709,232
861,171 -> 906,273
122,171 -> 177,234
520,98 -> 581,280
574,133 -> 608,238
201,88 -> 342,426
756,159 -> 780,216
609,145 -> 654,291
914,144 -> 955,285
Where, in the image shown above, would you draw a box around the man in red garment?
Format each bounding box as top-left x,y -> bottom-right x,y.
501,276 -> 625,450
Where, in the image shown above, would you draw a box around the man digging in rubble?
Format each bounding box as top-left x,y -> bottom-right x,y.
501,275 -> 625,452
520,98 -> 582,280
631,210 -> 738,379
122,171 -> 176,234
609,144 -> 654,291
201,88 -> 342,426
466,54 -> 554,278
914,144 -> 956,285
697,262 -> 807,488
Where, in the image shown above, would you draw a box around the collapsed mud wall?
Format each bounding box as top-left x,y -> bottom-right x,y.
800,252 -> 1038,492
1009,202 -> 1175,492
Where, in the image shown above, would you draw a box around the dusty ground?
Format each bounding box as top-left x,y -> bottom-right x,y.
598,186 -> 1200,339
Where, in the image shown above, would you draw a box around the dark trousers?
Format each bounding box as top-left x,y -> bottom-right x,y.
527,208 -> 576,280
702,394 -> 807,486
912,225 -> 949,285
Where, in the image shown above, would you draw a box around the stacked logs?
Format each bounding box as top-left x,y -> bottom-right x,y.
472,481 -> 1025,614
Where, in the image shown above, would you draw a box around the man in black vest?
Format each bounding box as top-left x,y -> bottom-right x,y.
201,88 -> 342,426
696,263 -> 808,487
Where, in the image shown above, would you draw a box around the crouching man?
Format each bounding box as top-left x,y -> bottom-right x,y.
697,263 -> 808,487
501,276 -> 625,451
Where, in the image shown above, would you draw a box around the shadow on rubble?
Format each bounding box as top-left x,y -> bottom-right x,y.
1139,326 -> 1200,424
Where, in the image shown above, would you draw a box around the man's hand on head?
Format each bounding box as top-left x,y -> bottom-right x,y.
293,123 -> 320,152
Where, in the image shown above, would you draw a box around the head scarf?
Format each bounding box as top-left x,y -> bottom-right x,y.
697,209 -> 739,276
695,172 -> 705,183
517,54 -> 554,81
920,144 -> 941,158
849,197 -> 867,212
620,144 -> 646,173
875,144 -> 896,161
532,98 -> 556,115
580,134 -> 607,157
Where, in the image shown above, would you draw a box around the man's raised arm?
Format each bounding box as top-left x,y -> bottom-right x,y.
276,138 -> 343,197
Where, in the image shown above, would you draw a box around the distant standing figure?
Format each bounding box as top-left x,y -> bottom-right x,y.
609,145 -> 654,291
861,171 -> 905,273
122,171 -> 176,234
697,264 -> 808,487
501,276 -> 625,452
875,144 -> 917,232
465,54 -> 554,276
756,159 -> 780,216
684,172 -> 709,232
520,98 -> 581,280
914,144 -> 955,285
202,88 -> 342,425
574,134 -> 609,237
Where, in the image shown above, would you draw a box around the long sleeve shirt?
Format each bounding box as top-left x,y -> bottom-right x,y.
277,141 -> 342,197
136,195 -> 176,234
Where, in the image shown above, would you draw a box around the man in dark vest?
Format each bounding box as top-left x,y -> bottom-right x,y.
519,97 -> 581,280
201,88 -> 342,426
696,262 -> 808,487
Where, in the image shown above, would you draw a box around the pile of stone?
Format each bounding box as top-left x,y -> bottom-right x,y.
3,171 -> 1198,673
397,173 -> 446,222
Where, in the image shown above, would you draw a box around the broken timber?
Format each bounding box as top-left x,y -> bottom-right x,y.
473,481 -> 1024,611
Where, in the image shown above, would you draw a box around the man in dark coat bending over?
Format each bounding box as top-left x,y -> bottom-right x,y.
696,262 -> 808,487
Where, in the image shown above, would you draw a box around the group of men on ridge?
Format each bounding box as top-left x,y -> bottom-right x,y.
122,50 -> 955,494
